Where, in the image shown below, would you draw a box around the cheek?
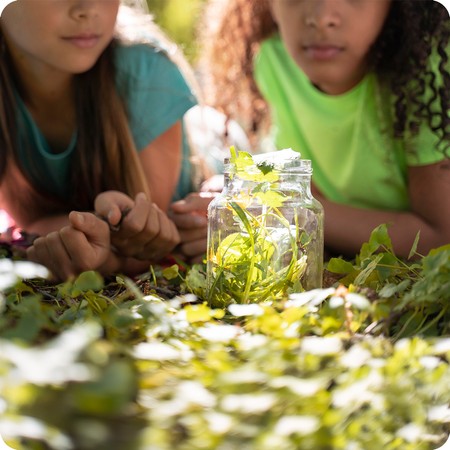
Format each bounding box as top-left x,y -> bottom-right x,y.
104,17 -> 116,34
363,7 -> 391,46
351,20 -> 385,59
2,12 -> 26,38
4,22 -> 35,52
105,2 -> 120,22
278,20 -> 303,54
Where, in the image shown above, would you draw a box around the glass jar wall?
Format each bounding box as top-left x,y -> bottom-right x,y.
207,149 -> 324,307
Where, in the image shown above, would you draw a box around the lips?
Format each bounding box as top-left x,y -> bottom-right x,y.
63,34 -> 100,49
303,44 -> 344,61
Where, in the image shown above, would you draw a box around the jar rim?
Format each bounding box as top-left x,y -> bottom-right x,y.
224,149 -> 312,175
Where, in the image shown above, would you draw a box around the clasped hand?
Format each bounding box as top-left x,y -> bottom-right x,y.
169,191 -> 217,264
95,190 -> 179,261
27,191 -> 180,281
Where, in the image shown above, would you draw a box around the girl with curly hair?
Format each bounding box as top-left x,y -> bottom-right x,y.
186,0 -> 450,260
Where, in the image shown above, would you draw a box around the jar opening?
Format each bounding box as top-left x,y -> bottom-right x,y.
225,148 -> 312,175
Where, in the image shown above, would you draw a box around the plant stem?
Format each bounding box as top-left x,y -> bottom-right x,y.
230,202 -> 256,303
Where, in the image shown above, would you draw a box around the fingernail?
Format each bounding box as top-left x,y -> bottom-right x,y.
76,213 -> 84,224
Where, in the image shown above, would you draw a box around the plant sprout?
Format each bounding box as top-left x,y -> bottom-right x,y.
207,148 -> 322,307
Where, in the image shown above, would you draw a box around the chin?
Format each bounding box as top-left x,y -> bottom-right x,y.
67,61 -> 100,74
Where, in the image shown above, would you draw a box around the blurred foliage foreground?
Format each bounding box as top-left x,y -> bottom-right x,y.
0,225 -> 449,450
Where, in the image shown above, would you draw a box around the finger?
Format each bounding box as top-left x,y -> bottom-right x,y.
27,233 -> 76,280
67,212 -> 111,267
178,226 -> 208,243
170,211 -> 208,229
94,191 -> 135,227
26,236 -> 53,274
136,209 -> 168,260
170,192 -> 216,214
136,210 -> 180,261
109,200 -> 160,258
116,192 -> 152,239
59,227 -> 106,272
70,211 -> 109,238
110,194 -> 158,255
200,174 -> 225,192
179,238 -> 208,259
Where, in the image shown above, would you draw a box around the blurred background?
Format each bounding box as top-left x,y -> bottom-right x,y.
147,0 -> 206,63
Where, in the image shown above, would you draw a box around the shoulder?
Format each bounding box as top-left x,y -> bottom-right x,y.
255,33 -> 295,80
256,33 -> 285,63
113,41 -> 196,104
114,42 -> 180,83
261,33 -> 283,50
254,33 -> 306,97
112,42 -> 197,151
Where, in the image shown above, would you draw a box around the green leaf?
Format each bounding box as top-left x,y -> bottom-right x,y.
229,147 -> 254,171
358,224 -> 393,261
378,279 -> 411,298
408,230 -> 421,259
229,147 -> 279,183
184,264 -> 207,297
162,264 -> 180,281
327,258 -> 355,274
354,254 -> 383,286
71,271 -> 104,296
254,190 -> 287,208
256,160 -> 275,175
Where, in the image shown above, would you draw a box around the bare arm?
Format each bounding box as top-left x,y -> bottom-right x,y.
12,123 -> 182,230
139,121 -> 183,212
21,214 -> 71,235
315,160 -> 450,258
0,163 -> 71,235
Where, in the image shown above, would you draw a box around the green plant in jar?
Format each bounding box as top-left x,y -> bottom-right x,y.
207,147 -> 324,307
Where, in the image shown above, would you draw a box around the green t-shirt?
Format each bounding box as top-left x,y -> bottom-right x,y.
254,35 -> 445,211
16,42 -> 197,202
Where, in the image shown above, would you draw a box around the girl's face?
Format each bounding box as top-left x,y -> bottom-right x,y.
269,0 -> 392,95
1,0 -> 120,75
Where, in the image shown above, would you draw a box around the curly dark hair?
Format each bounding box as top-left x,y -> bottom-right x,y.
199,0 -> 450,155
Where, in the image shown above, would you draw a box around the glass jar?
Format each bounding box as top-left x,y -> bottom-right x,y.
207,149 -> 324,307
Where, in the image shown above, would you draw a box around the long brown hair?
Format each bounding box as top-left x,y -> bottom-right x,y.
72,38 -> 150,210
199,0 -> 450,155
0,3 -> 197,214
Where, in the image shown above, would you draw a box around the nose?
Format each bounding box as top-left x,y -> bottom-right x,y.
304,0 -> 341,29
70,0 -> 98,20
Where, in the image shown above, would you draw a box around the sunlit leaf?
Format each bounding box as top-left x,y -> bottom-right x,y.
162,264 -> 179,280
